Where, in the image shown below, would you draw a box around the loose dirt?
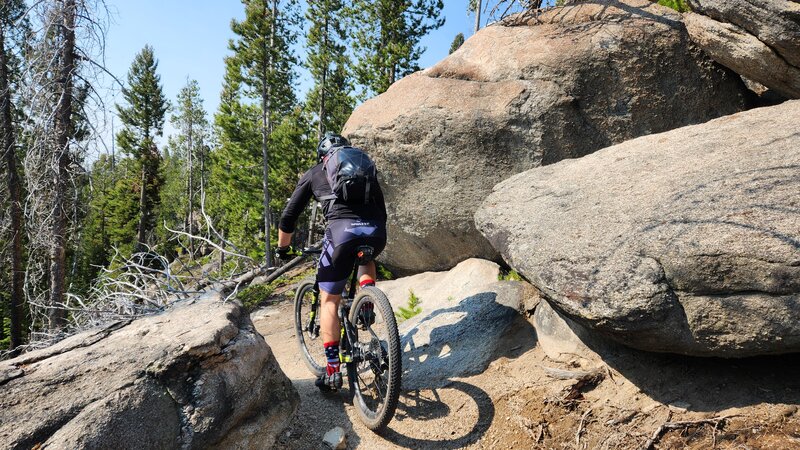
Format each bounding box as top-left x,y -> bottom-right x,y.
252,282 -> 800,450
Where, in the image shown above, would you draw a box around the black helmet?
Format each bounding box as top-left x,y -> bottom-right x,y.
317,132 -> 350,161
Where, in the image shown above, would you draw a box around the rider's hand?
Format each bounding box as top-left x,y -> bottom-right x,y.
275,245 -> 297,262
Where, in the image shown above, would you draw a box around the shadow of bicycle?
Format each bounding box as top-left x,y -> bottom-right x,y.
377,283 -> 537,448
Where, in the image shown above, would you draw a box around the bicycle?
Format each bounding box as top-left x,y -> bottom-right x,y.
293,245 -> 402,431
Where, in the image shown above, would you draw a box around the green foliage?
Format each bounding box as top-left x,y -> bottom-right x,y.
377,263 -> 393,280
305,0 -> 355,136
350,0 -> 445,96
449,33 -> 465,54
113,45 -> 169,252
229,0 -> 300,118
156,79 -> 211,257
116,45 -> 168,155
499,269 -> 523,282
269,108 -> 315,215
237,283 -> 275,311
658,0 -> 690,12
208,63 -> 267,260
395,289 -> 422,321
105,158 -> 142,256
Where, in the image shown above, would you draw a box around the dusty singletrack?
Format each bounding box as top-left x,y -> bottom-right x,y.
252,289 -> 800,450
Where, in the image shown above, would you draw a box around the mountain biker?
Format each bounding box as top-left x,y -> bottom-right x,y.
276,132 -> 387,391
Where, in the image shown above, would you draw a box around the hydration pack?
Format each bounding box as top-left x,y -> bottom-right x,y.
320,146 -> 378,204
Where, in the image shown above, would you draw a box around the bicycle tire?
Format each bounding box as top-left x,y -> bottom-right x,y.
347,286 -> 402,431
294,281 -> 326,377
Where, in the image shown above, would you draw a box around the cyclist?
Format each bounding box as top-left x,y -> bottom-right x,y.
276,132 -> 387,390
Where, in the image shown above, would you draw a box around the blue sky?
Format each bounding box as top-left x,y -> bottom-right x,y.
96,0 -> 484,157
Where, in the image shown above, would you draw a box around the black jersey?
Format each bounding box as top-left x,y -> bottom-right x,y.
278,163 -> 387,233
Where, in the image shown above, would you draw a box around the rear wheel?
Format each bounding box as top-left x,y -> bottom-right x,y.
294,282 -> 326,377
347,286 -> 401,431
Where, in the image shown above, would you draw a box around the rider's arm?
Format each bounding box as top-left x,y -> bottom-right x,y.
279,169 -> 314,235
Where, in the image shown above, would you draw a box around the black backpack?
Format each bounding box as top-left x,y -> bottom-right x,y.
320,146 -> 378,204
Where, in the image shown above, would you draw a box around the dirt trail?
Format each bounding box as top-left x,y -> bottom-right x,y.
252,293 -> 800,449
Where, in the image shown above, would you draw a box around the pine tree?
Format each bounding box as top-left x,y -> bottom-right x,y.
78,154 -> 116,289
208,60 -> 265,259
350,0 -> 444,96
166,78 -> 209,257
0,0 -> 26,349
306,0 -> 354,139
229,0 -> 300,266
114,45 -> 168,252
449,33 -> 465,54
48,0 -> 78,329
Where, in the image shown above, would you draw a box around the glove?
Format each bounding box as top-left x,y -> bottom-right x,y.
275,245 -> 296,262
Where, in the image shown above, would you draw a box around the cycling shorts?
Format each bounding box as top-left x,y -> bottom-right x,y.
317,218 -> 386,295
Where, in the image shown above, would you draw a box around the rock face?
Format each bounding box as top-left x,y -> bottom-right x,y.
378,259 -> 538,388
476,100 -> 800,358
343,0 -> 748,274
0,294 -> 298,449
684,0 -> 800,98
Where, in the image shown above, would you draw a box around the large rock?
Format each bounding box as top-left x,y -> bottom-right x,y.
476,100 -> 800,358
0,294 -> 298,449
684,0 -> 800,98
344,0 -> 748,275
378,259 -> 538,388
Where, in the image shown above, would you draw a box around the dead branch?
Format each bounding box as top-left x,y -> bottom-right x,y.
576,408 -> 592,447
642,415 -> 739,450
543,366 -> 604,381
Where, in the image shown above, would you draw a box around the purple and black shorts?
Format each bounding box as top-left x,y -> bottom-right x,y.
317,218 -> 386,295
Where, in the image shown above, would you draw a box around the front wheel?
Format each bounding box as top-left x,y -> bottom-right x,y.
347,286 -> 401,431
294,282 -> 326,377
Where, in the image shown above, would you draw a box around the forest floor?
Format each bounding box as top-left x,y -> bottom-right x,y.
251,271 -> 800,450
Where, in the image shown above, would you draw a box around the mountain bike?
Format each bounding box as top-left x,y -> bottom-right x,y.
293,245 -> 401,431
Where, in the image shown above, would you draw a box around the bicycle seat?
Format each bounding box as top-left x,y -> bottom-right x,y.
303,247 -> 323,255
356,245 -> 375,264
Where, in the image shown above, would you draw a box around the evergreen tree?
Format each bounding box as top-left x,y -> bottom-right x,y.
208,60 -> 265,259
165,78 -> 209,257
449,33 -> 465,54
0,0 -> 26,349
228,0 -> 300,266
305,0 -> 355,139
114,45 -> 168,252
350,0 -> 444,96
77,154 -> 116,290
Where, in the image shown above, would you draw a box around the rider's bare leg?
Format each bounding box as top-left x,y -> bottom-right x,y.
358,261 -> 377,285
320,290 -> 342,343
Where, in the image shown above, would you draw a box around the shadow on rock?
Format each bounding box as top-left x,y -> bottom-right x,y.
547,301 -> 800,414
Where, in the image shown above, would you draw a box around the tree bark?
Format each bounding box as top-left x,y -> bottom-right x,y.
49,0 -> 76,329
136,156 -> 148,250
474,0 -> 482,33
261,0 -> 277,267
186,108 -> 195,256
0,25 -> 25,349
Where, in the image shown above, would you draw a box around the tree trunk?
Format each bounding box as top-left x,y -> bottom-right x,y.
317,16 -> 328,140
49,0 -> 76,330
136,157 -> 148,251
186,113 -> 195,256
0,25 -> 24,349
474,0 -> 482,33
261,0 -> 278,267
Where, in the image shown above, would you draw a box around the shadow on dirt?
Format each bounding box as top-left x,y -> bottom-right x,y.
275,378 -> 363,449
376,289 -> 537,448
